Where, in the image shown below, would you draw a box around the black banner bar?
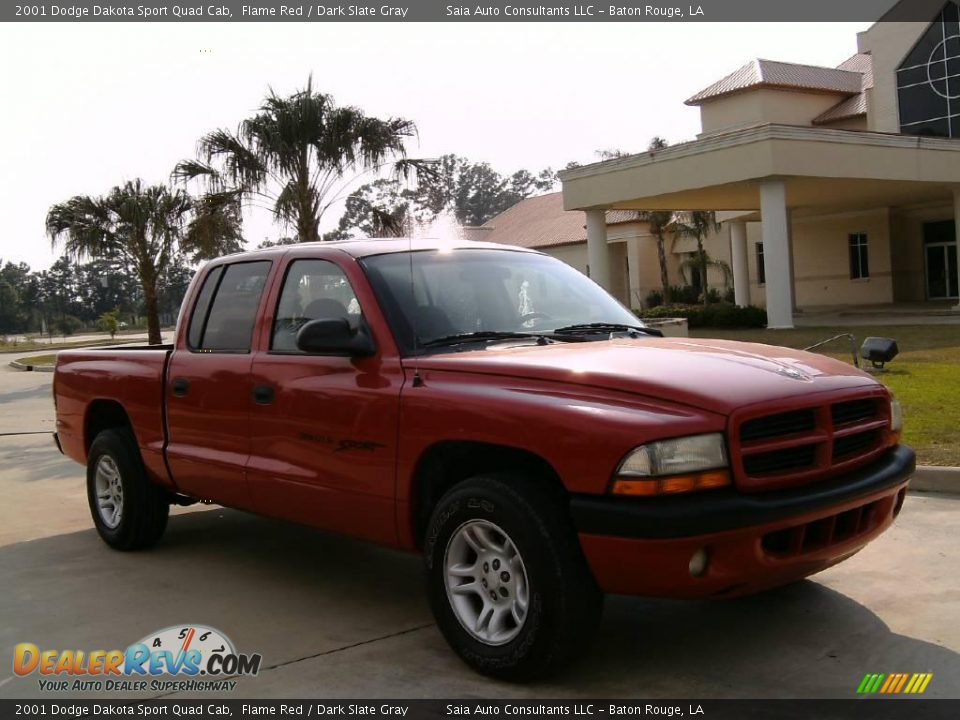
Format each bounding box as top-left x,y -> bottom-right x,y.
2,0 -> 955,24
3,700 -> 959,720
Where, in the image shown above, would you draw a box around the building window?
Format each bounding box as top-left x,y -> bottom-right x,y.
849,233 -> 870,280
897,3 -> 960,138
756,242 -> 765,285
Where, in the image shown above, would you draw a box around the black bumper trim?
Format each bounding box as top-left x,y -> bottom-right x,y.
570,445 -> 915,539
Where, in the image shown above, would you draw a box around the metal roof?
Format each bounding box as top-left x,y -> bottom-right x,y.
813,54 -> 874,125
686,58 -> 864,105
479,192 -> 642,249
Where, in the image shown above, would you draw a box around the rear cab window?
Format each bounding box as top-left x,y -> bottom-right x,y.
187,261 -> 272,353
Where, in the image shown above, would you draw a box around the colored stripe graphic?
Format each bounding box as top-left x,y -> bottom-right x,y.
857,672 -> 933,694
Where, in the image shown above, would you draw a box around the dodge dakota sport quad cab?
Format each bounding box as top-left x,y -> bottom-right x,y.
53,240 -> 914,680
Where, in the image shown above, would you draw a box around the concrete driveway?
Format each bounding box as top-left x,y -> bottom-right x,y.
1,365 -> 958,699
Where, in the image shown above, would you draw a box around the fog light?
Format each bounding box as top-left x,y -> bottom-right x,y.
689,548 -> 709,578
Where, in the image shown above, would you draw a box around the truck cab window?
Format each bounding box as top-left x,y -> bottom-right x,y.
194,261 -> 271,352
187,265 -> 223,349
271,259 -> 363,352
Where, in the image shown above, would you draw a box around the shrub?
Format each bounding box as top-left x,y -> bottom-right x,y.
634,303 -> 768,329
98,309 -> 121,339
666,285 -> 701,305
645,290 -> 664,308
54,315 -> 83,338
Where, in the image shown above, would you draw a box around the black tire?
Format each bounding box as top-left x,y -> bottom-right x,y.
424,473 -> 603,681
86,428 -> 169,551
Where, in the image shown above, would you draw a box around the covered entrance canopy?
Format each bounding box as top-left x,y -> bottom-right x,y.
560,124 -> 960,327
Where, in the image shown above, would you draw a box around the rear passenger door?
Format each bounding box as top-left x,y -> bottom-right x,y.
165,260 -> 274,508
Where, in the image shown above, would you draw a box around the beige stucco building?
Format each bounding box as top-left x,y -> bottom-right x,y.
554,2 -> 960,328
471,192 -> 731,309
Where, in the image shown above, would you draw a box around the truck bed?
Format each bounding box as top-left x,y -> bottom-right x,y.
54,345 -> 174,488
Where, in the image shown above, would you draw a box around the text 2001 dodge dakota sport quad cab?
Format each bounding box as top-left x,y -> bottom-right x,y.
53,240 -> 914,679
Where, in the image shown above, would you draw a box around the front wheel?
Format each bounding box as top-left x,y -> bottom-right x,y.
424,474 -> 603,680
87,428 -> 169,551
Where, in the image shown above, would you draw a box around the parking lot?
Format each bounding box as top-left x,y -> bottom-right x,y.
1,363 -> 958,699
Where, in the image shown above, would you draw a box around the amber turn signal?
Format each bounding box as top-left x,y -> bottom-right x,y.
611,469 -> 732,496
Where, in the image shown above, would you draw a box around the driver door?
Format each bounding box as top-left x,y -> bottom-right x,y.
245,252 -> 403,545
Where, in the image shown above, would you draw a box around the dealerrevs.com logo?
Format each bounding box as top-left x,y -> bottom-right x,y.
13,624 -> 262,693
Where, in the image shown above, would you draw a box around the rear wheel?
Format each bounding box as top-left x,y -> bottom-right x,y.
424,474 -> 603,680
87,428 -> 169,550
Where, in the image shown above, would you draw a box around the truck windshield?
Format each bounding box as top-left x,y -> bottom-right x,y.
360,248 -> 644,355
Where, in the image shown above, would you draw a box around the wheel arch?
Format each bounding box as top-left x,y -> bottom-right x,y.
409,440 -> 567,549
84,399 -> 133,453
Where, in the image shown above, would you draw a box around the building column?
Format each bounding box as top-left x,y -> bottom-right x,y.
729,221 -> 750,307
585,209 -> 611,291
626,236 -> 643,307
759,180 -> 794,328
953,188 -> 960,310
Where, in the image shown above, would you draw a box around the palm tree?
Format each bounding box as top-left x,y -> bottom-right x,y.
46,179 -> 243,345
672,210 -> 722,306
679,252 -> 733,293
174,76 -> 429,243
639,209 -> 674,300
640,138 -> 673,299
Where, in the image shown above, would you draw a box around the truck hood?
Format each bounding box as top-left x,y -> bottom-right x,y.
410,337 -> 880,414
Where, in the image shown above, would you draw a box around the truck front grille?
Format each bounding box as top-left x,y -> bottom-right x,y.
732,393 -> 890,491
740,409 -> 816,442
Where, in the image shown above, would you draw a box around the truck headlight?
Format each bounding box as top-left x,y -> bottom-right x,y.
612,433 -> 731,496
889,397 -> 903,439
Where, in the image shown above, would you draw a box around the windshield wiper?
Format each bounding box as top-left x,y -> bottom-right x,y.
551,322 -> 663,337
419,331 -> 549,349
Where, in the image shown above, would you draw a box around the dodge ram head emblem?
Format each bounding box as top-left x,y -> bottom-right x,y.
778,366 -> 809,380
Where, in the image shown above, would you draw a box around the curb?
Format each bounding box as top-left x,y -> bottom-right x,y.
911,465 -> 960,496
8,360 -> 54,373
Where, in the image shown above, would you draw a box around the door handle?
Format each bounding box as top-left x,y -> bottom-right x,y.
171,377 -> 190,397
252,384 -> 275,405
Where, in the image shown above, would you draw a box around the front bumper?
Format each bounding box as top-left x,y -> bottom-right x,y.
571,445 -> 915,597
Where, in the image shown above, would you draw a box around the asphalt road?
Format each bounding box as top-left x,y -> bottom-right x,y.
1,365 -> 958,699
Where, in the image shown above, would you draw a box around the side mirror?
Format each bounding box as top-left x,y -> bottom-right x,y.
295,318 -> 375,357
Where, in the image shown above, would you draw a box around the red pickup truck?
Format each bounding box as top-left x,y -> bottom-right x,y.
53,240 -> 913,679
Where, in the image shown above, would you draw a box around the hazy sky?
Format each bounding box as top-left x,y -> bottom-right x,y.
0,21 -> 872,270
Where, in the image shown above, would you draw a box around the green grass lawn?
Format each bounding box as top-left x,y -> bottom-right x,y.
690,324 -> 960,466
14,353 -> 58,366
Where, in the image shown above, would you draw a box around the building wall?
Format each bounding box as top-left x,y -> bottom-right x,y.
890,203 -> 953,301
857,22 -> 930,133
699,88 -> 847,136
539,224 -> 694,309
818,116 -> 869,131
543,243 -> 588,277
741,209 -> 895,308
